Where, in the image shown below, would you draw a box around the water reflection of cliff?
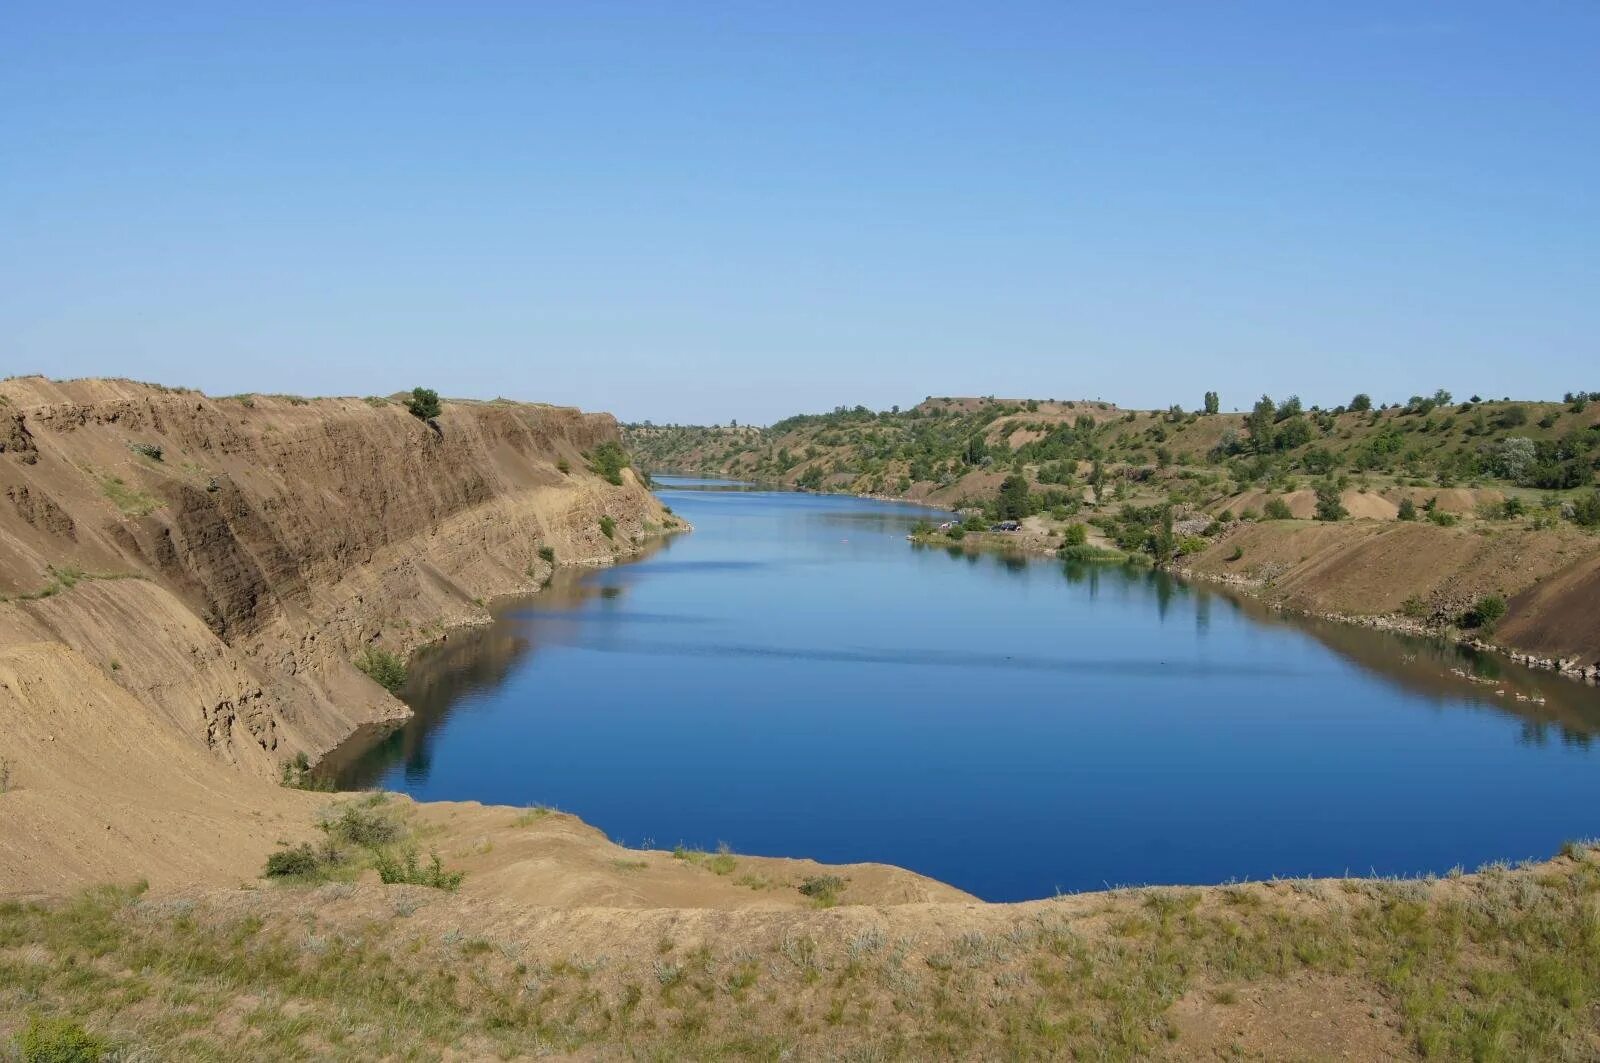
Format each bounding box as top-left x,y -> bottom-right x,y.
325,554 -> 664,789
1239,605 -> 1600,745
942,546 -> 1600,743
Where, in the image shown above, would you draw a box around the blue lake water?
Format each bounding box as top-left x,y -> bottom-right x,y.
332,477 -> 1600,902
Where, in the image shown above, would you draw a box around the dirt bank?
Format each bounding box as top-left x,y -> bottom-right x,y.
1182,519 -> 1600,677
0,377 -> 672,778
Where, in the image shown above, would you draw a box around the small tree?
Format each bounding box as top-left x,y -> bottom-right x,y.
1263,497 -> 1293,520
1314,482 -> 1347,521
1203,391 -> 1220,415
1349,393 -> 1372,413
406,387 -> 442,420
1245,396 -> 1277,454
1397,497 -> 1418,521
997,475 -> 1031,521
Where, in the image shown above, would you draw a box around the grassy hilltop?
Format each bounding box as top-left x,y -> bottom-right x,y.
629,392 -> 1600,506
627,391 -> 1600,544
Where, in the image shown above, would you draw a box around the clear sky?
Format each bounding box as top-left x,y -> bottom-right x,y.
3,3 -> 1596,424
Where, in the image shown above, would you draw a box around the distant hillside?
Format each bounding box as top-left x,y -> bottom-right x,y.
626,392 -> 1600,513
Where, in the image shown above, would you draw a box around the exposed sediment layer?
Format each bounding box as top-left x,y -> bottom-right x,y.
0,377 -> 669,776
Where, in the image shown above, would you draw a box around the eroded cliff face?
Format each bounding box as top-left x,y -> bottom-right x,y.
0,377 -> 671,776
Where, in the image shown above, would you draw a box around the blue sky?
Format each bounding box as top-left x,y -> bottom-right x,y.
3,2 -> 1595,424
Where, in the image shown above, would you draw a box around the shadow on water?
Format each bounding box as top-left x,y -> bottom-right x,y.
321,539 -> 682,788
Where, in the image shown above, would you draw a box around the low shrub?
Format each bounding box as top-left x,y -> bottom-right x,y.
17,1015 -> 113,1062
128,441 -> 163,462
278,752 -> 332,791
321,797 -> 402,848
538,546 -> 556,564
589,442 -> 629,486
355,648 -> 407,693
1397,498 -> 1418,521
1460,594 -> 1508,631
374,848 -> 464,891
798,875 -> 845,907
598,515 -> 616,539
264,843 -> 330,880
1263,498 -> 1293,520
1571,490 -> 1600,528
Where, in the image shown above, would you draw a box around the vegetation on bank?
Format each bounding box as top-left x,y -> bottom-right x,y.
626,392 -> 1600,576
8,845 -> 1600,1059
625,392 -> 1600,527
261,794 -> 464,891
353,647 -> 407,693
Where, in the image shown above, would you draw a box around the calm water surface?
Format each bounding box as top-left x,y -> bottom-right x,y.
334,477 -> 1600,901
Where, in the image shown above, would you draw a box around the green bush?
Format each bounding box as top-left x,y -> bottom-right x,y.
278,752 -> 333,791
374,848 -> 464,891
1460,594 -> 1507,630
355,648 -> 407,693
798,874 -> 844,907
598,515 -> 616,539
128,441 -> 163,462
538,546 -> 556,564
17,1015 -> 112,1062
264,843 -> 328,879
406,387 -> 441,420
1263,497 -> 1293,520
1571,490 -> 1600,528
589,442 -> 630,486
1397,497 -> 1417,521
556,458 -> 571,474
321,799 -> 402,848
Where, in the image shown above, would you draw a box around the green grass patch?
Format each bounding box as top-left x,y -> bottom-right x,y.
99,475 -> 160,516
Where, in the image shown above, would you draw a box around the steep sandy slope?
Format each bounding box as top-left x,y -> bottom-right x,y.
0,642 -> 322,893
1183,519 -> 1600,672
0,377 -> 669,775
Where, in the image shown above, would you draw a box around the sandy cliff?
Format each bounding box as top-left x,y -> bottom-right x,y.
1181,519 -> 1600,674
0,377 -> 668,778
